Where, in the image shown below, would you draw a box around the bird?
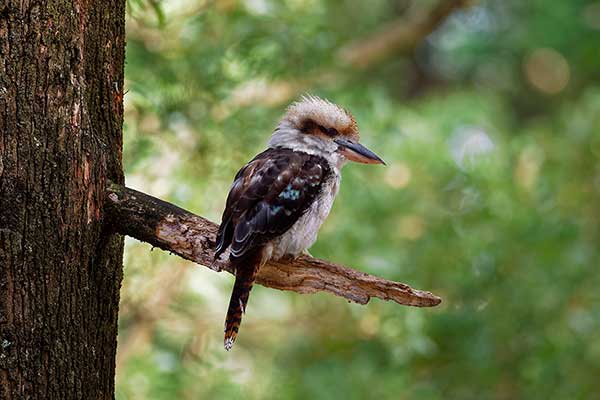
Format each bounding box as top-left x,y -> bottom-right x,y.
214,95 -> 385,351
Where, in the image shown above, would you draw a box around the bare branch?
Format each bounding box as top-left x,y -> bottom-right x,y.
337,0 -> 474,68
105,182 -> 441,307
218,1 -> 474,111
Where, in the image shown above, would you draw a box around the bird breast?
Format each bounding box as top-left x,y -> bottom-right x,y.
269,173 -> 340,260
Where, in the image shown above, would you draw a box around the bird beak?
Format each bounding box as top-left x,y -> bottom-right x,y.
334,138 -> 386,165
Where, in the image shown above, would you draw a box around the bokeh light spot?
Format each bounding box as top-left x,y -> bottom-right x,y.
384,162 -> 412,189
515,145 -> 544,190
398,215 -> 425,240
449,126 -> 495,169
524,48 -> 570,94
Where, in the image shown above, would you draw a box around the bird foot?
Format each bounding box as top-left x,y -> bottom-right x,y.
300,249 -> 313,258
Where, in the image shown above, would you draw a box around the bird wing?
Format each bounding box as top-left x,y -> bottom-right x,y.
215,148 -> 331,260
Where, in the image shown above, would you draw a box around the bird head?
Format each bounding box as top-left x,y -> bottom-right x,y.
268,95 -> 385,168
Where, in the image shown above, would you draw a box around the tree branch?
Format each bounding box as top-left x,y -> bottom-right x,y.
337,0 -> 473,68
105,182 -> 441,307
220,1 -> 475,111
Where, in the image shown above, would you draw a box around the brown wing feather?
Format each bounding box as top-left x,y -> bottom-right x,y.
215,148 -> 331,260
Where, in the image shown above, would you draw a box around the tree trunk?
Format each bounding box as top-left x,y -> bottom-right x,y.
0,1 -> 443,397
0,1 -> 125,398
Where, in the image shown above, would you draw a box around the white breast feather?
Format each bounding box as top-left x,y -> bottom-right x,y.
270,173 -> 340,260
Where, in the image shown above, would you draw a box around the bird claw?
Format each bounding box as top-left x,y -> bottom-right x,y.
301,249 -> 313,258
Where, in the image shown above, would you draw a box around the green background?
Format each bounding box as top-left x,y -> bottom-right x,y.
117,1 -> 600,398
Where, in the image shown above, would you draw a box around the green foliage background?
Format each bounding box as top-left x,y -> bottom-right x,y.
117,1 -> 600,398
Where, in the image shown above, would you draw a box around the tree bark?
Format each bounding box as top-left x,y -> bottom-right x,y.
0,1 -> 125,399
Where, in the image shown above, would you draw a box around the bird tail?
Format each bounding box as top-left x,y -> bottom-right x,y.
224,252 -> 262,351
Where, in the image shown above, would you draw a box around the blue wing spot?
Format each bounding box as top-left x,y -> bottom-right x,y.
279,184 -> 301,200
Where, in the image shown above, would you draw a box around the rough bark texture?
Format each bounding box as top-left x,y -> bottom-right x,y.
106,183 -> 442,308
0,1 -> 125,399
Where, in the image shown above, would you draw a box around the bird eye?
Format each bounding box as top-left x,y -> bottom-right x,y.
318,125 -> 337,137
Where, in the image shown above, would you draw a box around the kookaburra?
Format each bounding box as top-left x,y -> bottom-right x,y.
215,95 -> 385,350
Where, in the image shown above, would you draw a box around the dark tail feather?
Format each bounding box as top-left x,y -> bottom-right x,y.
224,258 -> 261,351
